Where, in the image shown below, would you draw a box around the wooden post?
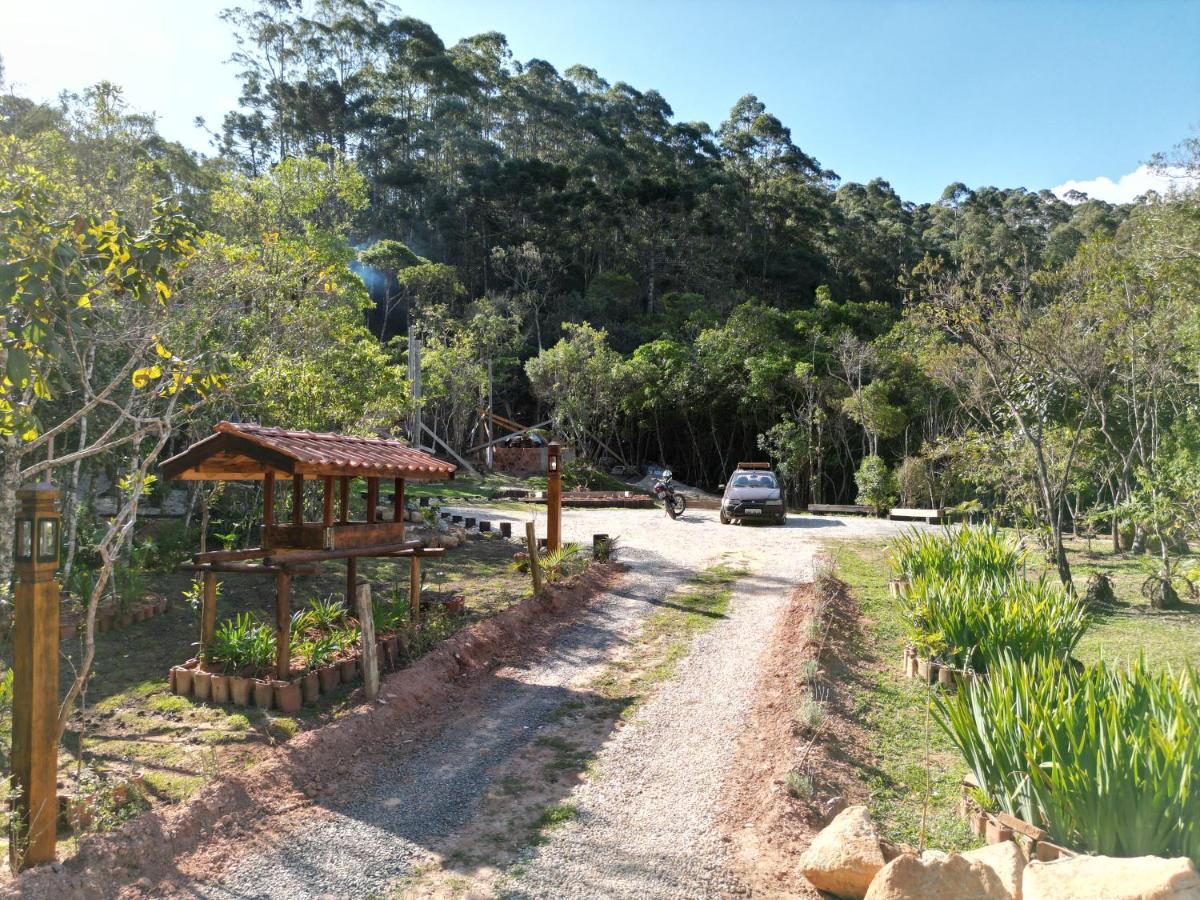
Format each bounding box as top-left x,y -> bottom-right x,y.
525,521 -> 543,594
322,475 -> 334,527
394,477 -> 405,535
409,555 -> 421,627
263,472 -> 275,526
292,474 -> 304,527
355,580 -> 379,700
10,484 -> 60,869
201,570 -> 217,653
547,441 -> 562,552
275,569 -> 291,680
366,477 -> 378,524
339,476 -> 350,524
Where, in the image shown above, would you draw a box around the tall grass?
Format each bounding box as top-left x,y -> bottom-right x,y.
903,572 -> 1088,670
887,525 -> 1025,584
936,654 -> 1200,864
890,526 -> 1084,671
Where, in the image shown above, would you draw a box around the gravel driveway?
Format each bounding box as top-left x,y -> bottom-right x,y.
188,508 -> 917,899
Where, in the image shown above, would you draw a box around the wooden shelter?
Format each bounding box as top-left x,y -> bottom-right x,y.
160,422 -> 455,681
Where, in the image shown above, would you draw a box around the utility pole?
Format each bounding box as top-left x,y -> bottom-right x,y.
10,482 -> 60,870
408,329 -> 423,450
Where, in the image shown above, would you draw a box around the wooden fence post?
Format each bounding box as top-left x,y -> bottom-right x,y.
409,555 -> 422,627
525,521 -> 543,594
355,580 -> 379,700
275,570 -> 291,680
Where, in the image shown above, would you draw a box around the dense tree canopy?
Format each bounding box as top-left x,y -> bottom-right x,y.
1,0 -> 1198,596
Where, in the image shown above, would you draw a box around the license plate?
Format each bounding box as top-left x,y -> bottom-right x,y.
744,509 -> 762,515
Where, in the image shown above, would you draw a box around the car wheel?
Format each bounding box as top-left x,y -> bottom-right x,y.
776,516 -> 787,526
719,510 -> 731,525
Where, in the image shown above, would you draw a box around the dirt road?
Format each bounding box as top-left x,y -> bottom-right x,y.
185,508 -> 917,899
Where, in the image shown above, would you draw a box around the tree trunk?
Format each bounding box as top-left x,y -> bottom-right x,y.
0,433 -> 21,608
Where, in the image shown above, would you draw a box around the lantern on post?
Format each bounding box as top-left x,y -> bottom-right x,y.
10,482 -> 61,870
546,442 -> 562,552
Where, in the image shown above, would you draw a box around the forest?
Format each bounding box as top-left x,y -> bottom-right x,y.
2,0 -> 1199,606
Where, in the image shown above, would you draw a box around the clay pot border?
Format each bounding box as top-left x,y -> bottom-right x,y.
72,593 -> 169,642
959,775 -> 1077,861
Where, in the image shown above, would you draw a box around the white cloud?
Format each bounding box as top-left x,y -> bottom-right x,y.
1053,165 -> 1200,204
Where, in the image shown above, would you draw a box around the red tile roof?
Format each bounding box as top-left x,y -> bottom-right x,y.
160,422 -> 456,481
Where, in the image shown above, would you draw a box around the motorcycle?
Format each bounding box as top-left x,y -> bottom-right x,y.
653,470 -> 688,519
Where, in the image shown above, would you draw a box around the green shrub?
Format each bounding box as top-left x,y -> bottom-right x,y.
854,454 -> 897,515
936,655 -> 1200,864
887,525 -> 1024,584
903,572 -> 1088,671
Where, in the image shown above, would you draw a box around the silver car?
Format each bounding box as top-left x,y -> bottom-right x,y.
719,464 -> 786,525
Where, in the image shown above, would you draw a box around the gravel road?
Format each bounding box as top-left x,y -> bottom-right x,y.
188,507 -> 918,899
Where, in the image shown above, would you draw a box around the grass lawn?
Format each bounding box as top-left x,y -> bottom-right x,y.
824,540 -> 977,852
3,530 -> 532,855
1052,536 -> 1200,672
827,532 -> 1200,853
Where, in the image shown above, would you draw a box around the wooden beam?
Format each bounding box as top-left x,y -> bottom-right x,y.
292,474 -> 304,527
201,571 -> 218,653
263,472 -> 275,526
266,540 -> 423,567
192,547 -> 268,564
339,476 -> 350,523
323,475 -> 334,527
467,419 -> 553,454
366,477 -> 378,524
184,561 -> 283,574
275,570 -> 291,680
394,478 -> 405,529
355,581 -> 379,700
421,423 -> 479,478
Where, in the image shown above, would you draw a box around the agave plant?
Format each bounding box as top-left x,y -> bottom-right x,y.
305,634 -> 338,671
209,612 -> 256,674
887,525 -> 1025,584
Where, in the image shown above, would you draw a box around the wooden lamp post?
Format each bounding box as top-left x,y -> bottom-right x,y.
547,442 -> 562,552
10,483 -> 60,870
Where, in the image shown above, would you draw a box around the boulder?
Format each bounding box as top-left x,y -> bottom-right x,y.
964,840 -> 1025,899
1023,855 -> 1200,900
798,805 -> 887,899
864,852 -> 1010,900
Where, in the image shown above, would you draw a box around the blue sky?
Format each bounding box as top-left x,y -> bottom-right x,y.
2,0 -> 1197,202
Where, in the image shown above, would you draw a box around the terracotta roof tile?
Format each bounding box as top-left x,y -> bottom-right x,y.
161,422 -> 456,481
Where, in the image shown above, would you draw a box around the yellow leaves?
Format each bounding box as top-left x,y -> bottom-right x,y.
78,292 -> 92,308
20,427 -> 38,442
132,364 -> 163,388
155,280 -> 172,301
154,341 -> 173,359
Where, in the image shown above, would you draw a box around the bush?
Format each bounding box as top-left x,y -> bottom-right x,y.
890,526 -> 1085,670
903,572 -> 1088,671
854,454 -> 897,515
936,655 -> 1200,864
887,525 -> 1025,584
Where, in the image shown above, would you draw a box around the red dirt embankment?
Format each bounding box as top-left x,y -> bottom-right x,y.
719,577 -> 875,898
4,563 -> 625,900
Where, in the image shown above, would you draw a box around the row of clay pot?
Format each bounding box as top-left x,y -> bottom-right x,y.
959,774 -> 1075,862
169,631 -> 411,713
902,647 -> 977,688
60,593 -> 169,642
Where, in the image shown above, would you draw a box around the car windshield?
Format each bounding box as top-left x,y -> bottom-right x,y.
730,472 -> 777,489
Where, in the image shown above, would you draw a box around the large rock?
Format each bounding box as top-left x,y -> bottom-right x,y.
864,852 -> 1011,900
1023,855 -> 1200,900
798,805 -> 887,899
964,841 -> 1026,899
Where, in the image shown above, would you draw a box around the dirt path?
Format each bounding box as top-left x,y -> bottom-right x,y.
181,509 -> 917,899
